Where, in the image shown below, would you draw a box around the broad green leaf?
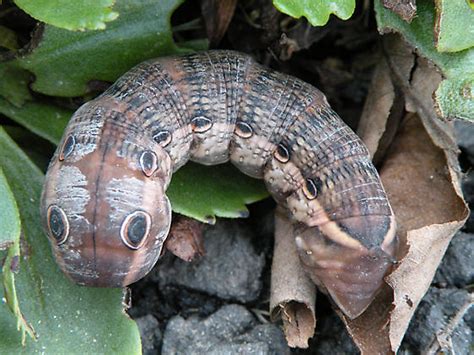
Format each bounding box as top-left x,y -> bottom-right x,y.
434,0 -> 474,52
0,127 -> 141,353
13,0 -> 119,31
375,0 -> 474,121
0,62 -> 32,107
273,0 -> 356,26
0,168 -> 35,343
17,0 -> 190,97
167,162 -> 269,224
0,168 -> 20,250
0,98 -> 71,145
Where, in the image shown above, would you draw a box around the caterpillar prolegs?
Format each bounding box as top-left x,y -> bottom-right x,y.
40,50 -> 398,319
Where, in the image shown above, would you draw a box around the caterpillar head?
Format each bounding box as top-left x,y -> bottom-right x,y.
40,99 -> 172,287
295,215 -> 398,319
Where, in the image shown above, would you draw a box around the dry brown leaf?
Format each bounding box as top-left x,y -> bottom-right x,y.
340,36 -> 468,354
358,34 -> 414,164
200,0 -> 237,47
164,215 -> 205,262
270,208 -> 316,348
342,113 -> 467,353
382,0 -> 417,22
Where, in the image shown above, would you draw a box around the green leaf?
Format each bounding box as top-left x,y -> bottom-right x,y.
273,0 -> 356,26
167,162 -> 269,224
13,0 -> 119,31
0,62 -> 32,107
375,0 -> 474,121
0,127 -> 141,353
0,167 -> 35,343
0,98 -> 71,145
434,0 -> 474,53
17,0 -> 190,97
0,168 -> 20,250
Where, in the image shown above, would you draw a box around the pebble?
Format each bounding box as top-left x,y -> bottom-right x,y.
135,314 -> 162,355
155,220 -> 265,303
434,232 -> 474,287
162,304 -> 289,354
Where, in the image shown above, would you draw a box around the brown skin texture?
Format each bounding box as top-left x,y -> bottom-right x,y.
41,100 -> 172,287
41,51 -> 397,319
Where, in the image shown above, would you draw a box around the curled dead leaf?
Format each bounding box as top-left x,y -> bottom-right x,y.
200,0 -> 237,47
164,215 -> 205,262
270,208 -> 316,348
341,35 -> 468,354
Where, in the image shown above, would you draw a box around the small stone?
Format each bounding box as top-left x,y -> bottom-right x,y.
135,314 -> 162,355
434,232 -> 474,287
161,304 -> 289,354
155,220 -> 265,303
310,313 -> 358,354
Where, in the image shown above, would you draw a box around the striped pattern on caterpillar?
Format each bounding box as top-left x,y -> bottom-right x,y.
41,50 -> 398,319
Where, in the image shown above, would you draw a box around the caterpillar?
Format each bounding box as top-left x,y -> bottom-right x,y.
40,50 -> 398,319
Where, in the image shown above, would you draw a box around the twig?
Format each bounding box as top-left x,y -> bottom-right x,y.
423,293 -> 474,355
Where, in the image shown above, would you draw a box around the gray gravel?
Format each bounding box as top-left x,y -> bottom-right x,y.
434,232 -> 474,288
402,288 -> 473,354
154,220 -> 265,303
162,304 -> 289,355
135,314 -> 162,355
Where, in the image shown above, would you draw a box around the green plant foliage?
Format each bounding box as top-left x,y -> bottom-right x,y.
0,63 -> 32,107
0,169 -> 20,250
168,162 -> 269,224
17,0 -> 189,97
375,0 -> 474,121
0,99 -> 71,145
273,0 -> 356,26
0,168 -> 35,343
435,0 -> 474,52
13,0 -> 119,31
0,128 -> 141,353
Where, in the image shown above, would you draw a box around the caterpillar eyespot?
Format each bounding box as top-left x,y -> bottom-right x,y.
274,143 -> 290,163
303,178 -> 318,200
46,205 -> 69,245
235,121 -> 253,138
139,150 -> 158,177
59,135 -> 75,161
191,116 -> 213,133
152,130 -> 172,147
40,50 -> 398,319
120,211 -> 151,250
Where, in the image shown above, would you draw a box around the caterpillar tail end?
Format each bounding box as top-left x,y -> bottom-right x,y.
295,221 -> 398,319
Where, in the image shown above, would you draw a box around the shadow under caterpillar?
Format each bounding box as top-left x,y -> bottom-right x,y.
41,50 -> 398,319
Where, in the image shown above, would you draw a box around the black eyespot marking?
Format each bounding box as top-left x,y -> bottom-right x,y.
140,150 -> 158,177
59,135 -> 75,161
235,121 -> 253,138
274,143 -> 290,163
47,205 -> 69,244
191,116 -> 213,133
152,130 -> 172,147
120,211 -> 151,250
303,178 -> 318,200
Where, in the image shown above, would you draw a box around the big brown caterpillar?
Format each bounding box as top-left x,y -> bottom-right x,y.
41,50 -> 398,319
